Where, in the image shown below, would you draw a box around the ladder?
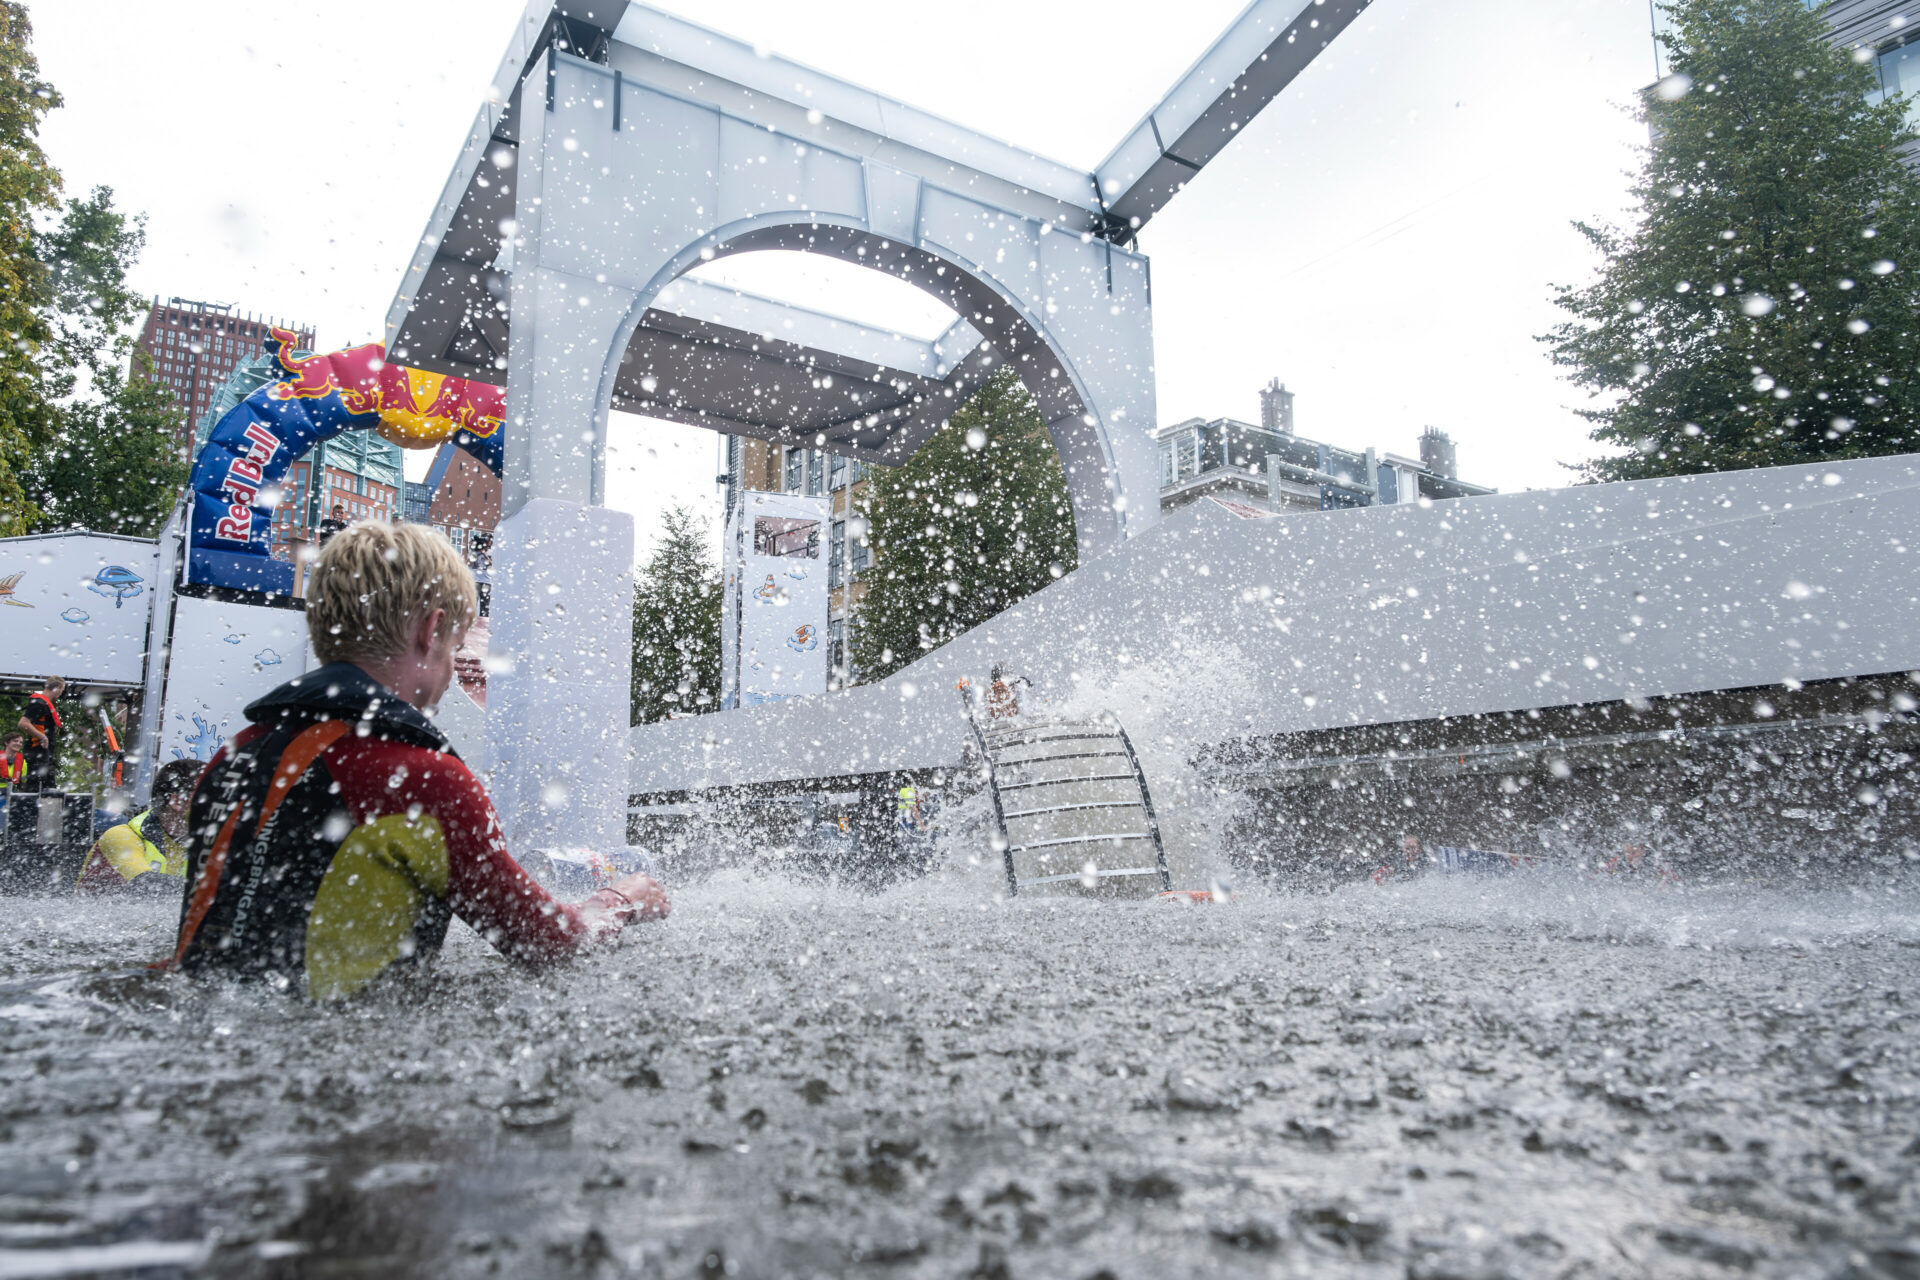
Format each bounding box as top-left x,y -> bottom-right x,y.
965,711 -> 1171,897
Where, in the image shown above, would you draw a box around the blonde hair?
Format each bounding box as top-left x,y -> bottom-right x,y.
306,523 -> 477,665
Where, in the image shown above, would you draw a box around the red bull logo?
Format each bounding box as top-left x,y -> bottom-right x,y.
372,363 -> 505,447
268,329 -> 385,410
265,326 -> 503,447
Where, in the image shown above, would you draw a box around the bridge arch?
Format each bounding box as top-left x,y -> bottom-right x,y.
588,213 -> 1138,557
397,47 -> 1160,853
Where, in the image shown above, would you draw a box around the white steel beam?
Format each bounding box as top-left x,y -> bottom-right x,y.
1095,0 -> 1374,234
649,278 -> 983,382
609,4 -> 1102,227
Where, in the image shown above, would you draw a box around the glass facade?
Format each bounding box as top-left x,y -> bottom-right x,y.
1870,39 -> 1920,132
1159,421 -> 1289,487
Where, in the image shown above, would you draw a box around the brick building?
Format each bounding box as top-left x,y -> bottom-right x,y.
135,298 -> 314,444
425,444 -> 501,611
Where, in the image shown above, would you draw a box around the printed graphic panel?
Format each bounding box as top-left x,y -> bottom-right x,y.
0,534 -> 157,686
732,492 -> 830,706
158,595 -> 310,765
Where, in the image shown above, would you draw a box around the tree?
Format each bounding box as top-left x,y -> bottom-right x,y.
631,505 -> 722,725
0,1 -> 65,534
23,189 -> 186,535
24,364 -> 185,535
0,5 -> 183,537
850,368 -> 1078,683
1545,0 -> 1920,482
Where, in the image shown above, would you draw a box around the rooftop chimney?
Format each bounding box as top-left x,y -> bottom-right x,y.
1258,378 -> 1295,436
1419,427 -> 1457,480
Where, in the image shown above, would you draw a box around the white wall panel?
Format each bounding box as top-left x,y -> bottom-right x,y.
0,534 -> 158,688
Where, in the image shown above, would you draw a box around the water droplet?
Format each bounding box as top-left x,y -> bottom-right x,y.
1653,73 -> 1693,100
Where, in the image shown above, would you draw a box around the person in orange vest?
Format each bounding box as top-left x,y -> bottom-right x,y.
15,676 -> 63,790
0,731 -> 25,821
75,760 -> 202,895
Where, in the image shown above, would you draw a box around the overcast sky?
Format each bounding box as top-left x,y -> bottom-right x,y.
34,0 -> 1656,558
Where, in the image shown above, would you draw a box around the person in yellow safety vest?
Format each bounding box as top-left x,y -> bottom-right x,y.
896,784 -> 922,832
74,760 -> 203,895
0,731 -> 24,817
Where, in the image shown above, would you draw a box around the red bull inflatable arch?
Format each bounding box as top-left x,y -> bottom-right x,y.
186,328 -> 504,593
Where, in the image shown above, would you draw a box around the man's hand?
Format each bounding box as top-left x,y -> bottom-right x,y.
611,873 -> 670,922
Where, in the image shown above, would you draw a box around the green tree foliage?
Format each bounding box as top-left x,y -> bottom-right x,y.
631,505 -> 722,725
850,368 -> 1078,683
1545,0 -> 1920,481
0,7 -> 182,536
24,189 -> 185,535
0,1 -> 64,533
25,363 -> 185,535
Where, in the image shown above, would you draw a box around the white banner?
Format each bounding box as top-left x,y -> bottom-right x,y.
0,533 -> 158,687
726,491 -> 830,707
158,595 -> 311,765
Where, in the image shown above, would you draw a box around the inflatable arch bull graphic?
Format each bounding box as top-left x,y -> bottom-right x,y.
186,329 -> 505,593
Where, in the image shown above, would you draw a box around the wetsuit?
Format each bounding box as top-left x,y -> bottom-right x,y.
168,662 -> 634,1000
20,692 -> 59,789
75,810 -> 186,895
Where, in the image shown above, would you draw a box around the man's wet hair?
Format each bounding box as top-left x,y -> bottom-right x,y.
151,760 -> 203,805
305,522 -> 477,666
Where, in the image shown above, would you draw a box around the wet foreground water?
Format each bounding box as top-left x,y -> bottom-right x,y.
1,871 -> 1918,1279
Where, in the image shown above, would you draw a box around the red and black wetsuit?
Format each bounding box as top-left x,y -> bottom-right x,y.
170,662 -> 633,1000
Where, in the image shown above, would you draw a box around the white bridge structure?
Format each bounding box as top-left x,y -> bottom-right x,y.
389,0 -> 1375,853
390,2 -> 1920,881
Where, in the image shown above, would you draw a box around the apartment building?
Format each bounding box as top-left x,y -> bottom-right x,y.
722,436 -> 870,676
135,298 -> 314,445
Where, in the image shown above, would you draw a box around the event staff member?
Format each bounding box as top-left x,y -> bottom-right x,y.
316,503 -> 348,547
166,522 -> 669,1001
0,732 -> 24,818
16,676 -> 64,789
75,760 -> 201,895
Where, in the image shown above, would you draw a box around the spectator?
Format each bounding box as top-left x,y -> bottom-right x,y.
15,676 -> 64,790
75,760 -> 200,895
0,731 -> 24,817
316,503 -> 348,547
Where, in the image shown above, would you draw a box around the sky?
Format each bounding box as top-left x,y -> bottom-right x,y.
32,0 -> 1658,559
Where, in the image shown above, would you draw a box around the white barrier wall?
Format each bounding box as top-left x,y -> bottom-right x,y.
0,534 -> 158,687
634,452 -> 1920,796
157,595 -> 310,765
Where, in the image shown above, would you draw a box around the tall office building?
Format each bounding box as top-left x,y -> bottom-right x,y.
134,298 -> 315,443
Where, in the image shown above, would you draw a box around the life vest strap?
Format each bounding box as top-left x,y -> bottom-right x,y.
164,720 -> 350,971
